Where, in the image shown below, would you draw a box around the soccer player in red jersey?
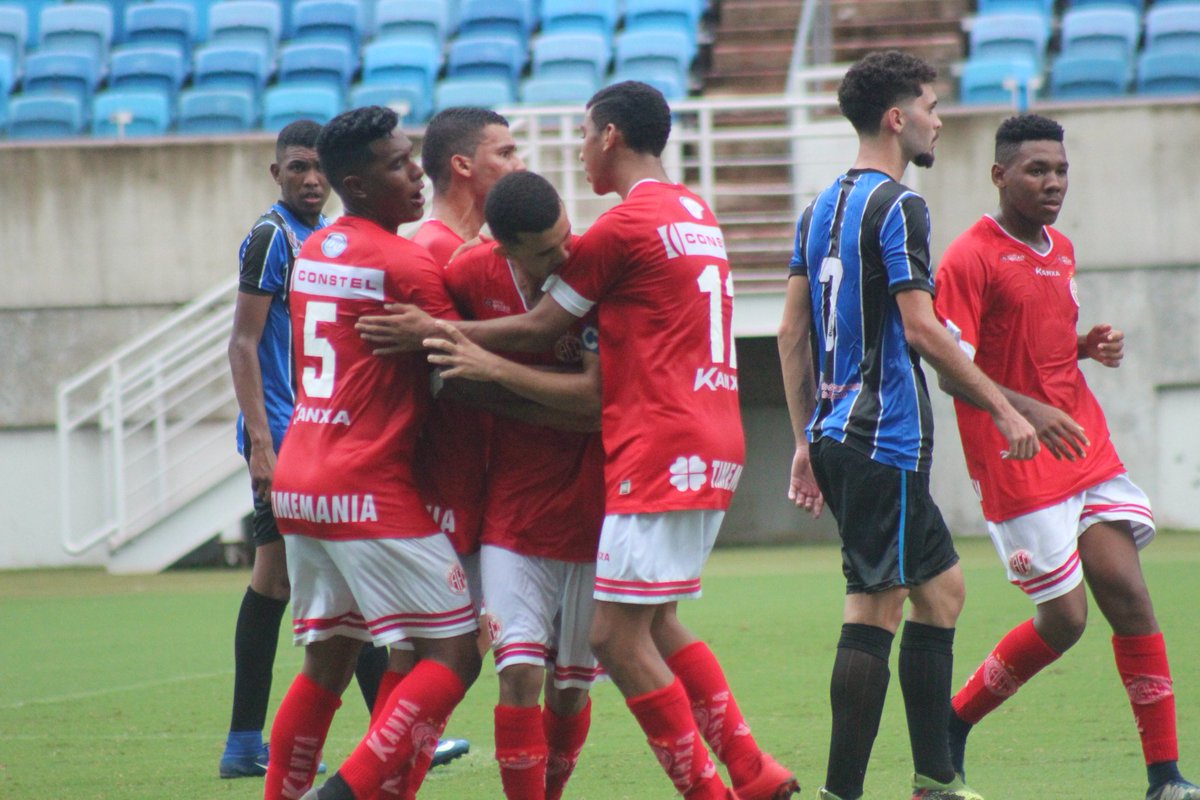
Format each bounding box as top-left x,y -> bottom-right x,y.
360,81 -> 799,800
934,114 -> 1200,800
262,106 -> 481,800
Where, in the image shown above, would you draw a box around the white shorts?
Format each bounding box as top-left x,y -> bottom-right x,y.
594,510 -> 724,604
482,545 -> 600,690
987,474 -> 1155,604
285,533 -> 478,648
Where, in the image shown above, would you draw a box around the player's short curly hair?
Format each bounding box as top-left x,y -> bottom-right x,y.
995,114 -> 1065,164
275,119 -> 321,158
838,51 -> 937,135
485,172 -> 562,246
420,107 -> 510,193
316,105 -> 399,191
586,81 -> 671,156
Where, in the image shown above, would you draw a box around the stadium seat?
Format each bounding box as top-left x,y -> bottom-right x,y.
447,32 -> 526,81
531,31 -> 610,83
349,81 -> 430,124
262,83 -> 341,130
23,50 -> 102,105
0,52 -> 12,129
291,0 -> 361,49
541,0 -> 618,42
623,0 -> 701,38
614,28 -> 693,79
434,75 -> 515,112
361,38 -> 440,93
1060,6 -> 1140,60
38,2 -> 113,61
7,92 -> 84,138
977,0 -> 1054,15
1145,2 -> 1200,56
208,0 -> 282,59
91,88 -> 172,136
176,85 -> 257,132
123,2 -> 197,59
608,64 -> 685,99
457,0 -> 532,44
16,0 -> 49,44
1049,52 -> 1131,99
1136,49 -> 1200,95
959,56 -> 1040,107
110,45 -> 187,100
1065,0 -> 1143,10
193,42 -> 271,99
374,0 -> 448,46
520,73 -> 597,105
969,13 -> 1051,68
277,40 -> 356,97
0,5 -> 27,72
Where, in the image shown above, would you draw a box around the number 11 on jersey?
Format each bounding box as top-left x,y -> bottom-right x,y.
697,264 -> 737,368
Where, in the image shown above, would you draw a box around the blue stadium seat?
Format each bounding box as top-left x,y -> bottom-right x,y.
7,92 -> 84,137
434,75 -> 515,112
278,40 -> 356,92
349,81 -> 430,124
177,86 -> 257,132
1049,52 -> 1131,99
92,88 -> 172,136
361,37 -> 440,93
124,2 -> 196,59
374,0 -> 449,46
447,32 -> 525,81
623,0 -> 700,51
532,31 -> 610,83
262,83 -> 341,130
520,73 -> 597,104
0,5 -> 27,72
969,13 -> 1051,68
38,2 -> 113,61
607,65 -> 685,99
457,0 -> 532,44
614,28 -> 692,78
23,50 -> 102,105
193,42 -> 271,99
541,0 -> 618,42
110,45 -> 187,99
1136,50 -> 1200,95
977,0 -> 1054,15
1145,2 -> 1200,55
188,0 -> 219,40
1060,6 -> 1140,60
15,0 -> 49,44
959,56 -> 1040,106
291,0 -> 361,49
0,52 -> 12,129
1065,0 -> 1143,10
208,0 -> 282,59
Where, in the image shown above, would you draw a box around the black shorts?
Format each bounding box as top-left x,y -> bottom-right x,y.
810,436 -> 959,594
243,437 -> 282,548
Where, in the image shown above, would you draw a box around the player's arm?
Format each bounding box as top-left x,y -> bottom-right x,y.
436,372 -> 599,434
1078,323 -> 1124,366
895,288 -> 1040,460
777,274 -> 823,517
227,291 -> 275,501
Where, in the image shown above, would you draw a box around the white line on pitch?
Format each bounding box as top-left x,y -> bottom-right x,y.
0,668 -> 234,710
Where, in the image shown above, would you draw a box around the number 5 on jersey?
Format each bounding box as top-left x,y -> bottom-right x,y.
302,300 -> 337,398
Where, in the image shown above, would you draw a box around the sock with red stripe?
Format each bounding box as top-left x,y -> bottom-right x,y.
1113,633 -> 1178,766
543,699 -> 591,800
666,641 -> 762,788
626,678 -> 730,799
495,704 -> 548,800
264,673 -> 342,800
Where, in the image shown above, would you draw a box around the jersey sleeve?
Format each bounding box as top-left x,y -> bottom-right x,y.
547,213 -> 626,318
238,220 -> 289,295
933,238 -> 986,359
442,243 -> 491,319
880,193 -> 934,294
403,248 -> 463,322
788,204 -> 814,278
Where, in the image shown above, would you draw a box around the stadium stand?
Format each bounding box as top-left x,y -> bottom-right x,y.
541,0 -> 619,43
91,86 -> 171,134
1145,1 -> 1200,55
291,0 -> 361,50
23,49 -> 102,105
276,40 -> 356,98
261,82 -> 340,129
0,4 -> 27,70
457,0 -> 533,45
349,79 -> 428,124
1049,51 -> 1131,99
373,0 -> 450,47
7,91 -> 83,136
192,41 -> 271,99
123,2 -> 196,59
448,32 -> 526,81
1060,5 -> 1140,60
207,0 -> 281,60
435,74 -> 515,112
1137,48 -> 1200,94
969,12 -> 1051,68
520,73 -> 598,104
532,30 -> 611,83
176,84 -> 256,131
361,37 -> 440,94
38,2 -> 113,61
960,55 -> 1040,105
109,44 -> 187,99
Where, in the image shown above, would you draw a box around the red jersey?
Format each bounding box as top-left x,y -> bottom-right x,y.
410,217 -> 490,555
934,216 -> 1125,522
271,215 -> 458,540
546,180 -> 745,514
445,241 -> 604,562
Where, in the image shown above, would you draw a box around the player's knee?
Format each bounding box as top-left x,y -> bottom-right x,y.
547,686 -> 590,717
497,663 -> 544,706
1037,597 -> 1088,651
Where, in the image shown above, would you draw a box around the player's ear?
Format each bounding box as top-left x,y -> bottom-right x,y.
882,105 -> 904,135
601,122 -> 620,152
270,161 -> 282,184
341,174 -> 367,201
990,162 -> 1006,189
450,152 -> 472,178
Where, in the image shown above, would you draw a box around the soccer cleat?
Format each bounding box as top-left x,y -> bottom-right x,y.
733,753 -> 801,800
911,772 -> 984,800
816,788 -> 848,800
1147,779 -> 1200,800
219,743 -> 326,779
430,737 -> 470,768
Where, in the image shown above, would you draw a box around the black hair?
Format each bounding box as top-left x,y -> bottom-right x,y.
316,106 -> 398,191
420,106 -> 510,192
837,51 -> 938,135
586,81 -> 671,156
275,119 -> 321,159
484,171 -> 562,246
995,114 -> 1065,164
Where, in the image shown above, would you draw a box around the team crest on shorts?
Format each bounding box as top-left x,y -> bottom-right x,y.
486,614 -> 502,644
447,563 -> 469,595
1008,549 -> 1033,576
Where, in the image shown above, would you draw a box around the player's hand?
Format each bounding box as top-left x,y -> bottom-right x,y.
248,443 -> 276,503
788,444 -> 825,518
1083,323 -> 1124,367
447,233 -> 492,264
356,303 -> 437,355
424,320 -> 500,382
994,407 -> 1040,461
1021,397 -> 1089,461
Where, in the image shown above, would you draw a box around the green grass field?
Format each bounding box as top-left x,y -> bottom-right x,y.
2,534 -> 1198,799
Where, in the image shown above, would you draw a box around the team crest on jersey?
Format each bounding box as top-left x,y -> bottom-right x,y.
1069,277 -> 1080,307
447,563 -> 469,595
669,455 -> 708,492
680,196 -> 706,220
1008,549 -> 1033,576
553,334 -> 583,364
322,232 -> 348,258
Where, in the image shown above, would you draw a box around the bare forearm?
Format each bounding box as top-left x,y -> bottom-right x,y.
907,318 -> 1009,417
457,311 -> 562,353
440,380 -> 597,432
778,276 -> 817,444
228,340 -> 272,447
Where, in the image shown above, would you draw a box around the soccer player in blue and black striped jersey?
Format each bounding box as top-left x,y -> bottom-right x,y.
777,51 -> 1038,800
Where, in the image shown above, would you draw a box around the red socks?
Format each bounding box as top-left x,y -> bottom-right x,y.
627,678 -> 729,799
1114,632 -> 1178,765
338,660 -> 466,799
952,618 -> 1061,724
264,673 -> 342,800
667,642 -> 761,787
495,705 -> 549,799
543,700 -> 591,800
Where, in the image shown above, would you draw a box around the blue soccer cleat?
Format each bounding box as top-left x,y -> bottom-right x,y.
1147,779 -> 1200,800
220,741 -> 326,779
430,738 -> 470,768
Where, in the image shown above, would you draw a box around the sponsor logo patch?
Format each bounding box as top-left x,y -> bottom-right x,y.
321,232 -> 348,258
669,455 -> 708,492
